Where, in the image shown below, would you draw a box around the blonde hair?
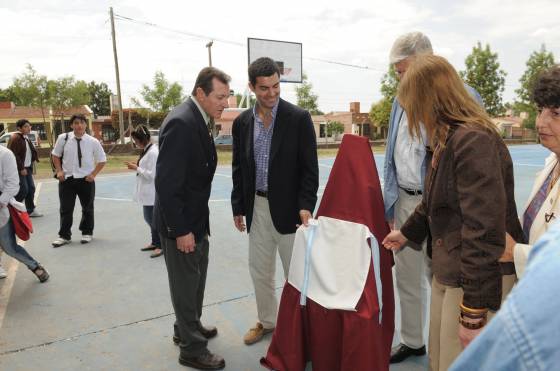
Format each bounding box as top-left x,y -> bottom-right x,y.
397,55 -> 497,149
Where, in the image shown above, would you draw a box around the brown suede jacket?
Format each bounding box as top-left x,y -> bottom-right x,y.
400,125 -> 524,311
7,132 -> 38,171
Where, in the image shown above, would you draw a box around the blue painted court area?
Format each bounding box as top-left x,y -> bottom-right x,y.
0,143 -> 549,371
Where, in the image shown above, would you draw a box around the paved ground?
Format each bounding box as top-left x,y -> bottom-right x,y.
0,144 -> 549,371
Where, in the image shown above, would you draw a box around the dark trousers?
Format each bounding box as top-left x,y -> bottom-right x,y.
162,234 -> 209,356
58,177 -> 95,240
142,205 -> 161,247
15,166 -> 36,213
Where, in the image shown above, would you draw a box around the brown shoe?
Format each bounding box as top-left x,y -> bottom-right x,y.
179,350 -> 225,370
243,322 -> 274,345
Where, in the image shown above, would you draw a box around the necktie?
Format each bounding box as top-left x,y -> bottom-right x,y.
76,138 -> 82,168
208,118 -> 215,138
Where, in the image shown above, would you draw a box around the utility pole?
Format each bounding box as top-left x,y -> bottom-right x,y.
206,41 -> 213,67
110,7 -> 125,144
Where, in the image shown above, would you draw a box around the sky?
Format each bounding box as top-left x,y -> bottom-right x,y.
1,0 -> 559,113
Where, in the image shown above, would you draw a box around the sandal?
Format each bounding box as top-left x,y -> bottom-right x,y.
32,265 -> 50,283
150,248 -> 163,258
141,244 -> 157,251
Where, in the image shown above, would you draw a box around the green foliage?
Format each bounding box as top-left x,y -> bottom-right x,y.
380,65 -> 399,102
136,71 -> 184,113
9,64 -> 49,107
460,42 -> 506,116
295,73 -> 323,115
47,77 -> 90,114
235,93 -> 256,108
516,45 -> 555,105
369,98 -> 393,128
514,45 -> 555,128
88,81 -> 112,117
326,120 -> 344,137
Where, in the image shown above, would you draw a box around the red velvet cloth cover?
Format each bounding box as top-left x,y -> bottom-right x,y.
261,135 -> 394,371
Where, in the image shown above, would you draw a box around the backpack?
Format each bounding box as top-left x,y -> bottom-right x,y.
51,132 -> 69,178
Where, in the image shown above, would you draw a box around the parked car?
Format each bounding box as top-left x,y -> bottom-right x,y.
0,131 -> 40,147
214,134 -> 233,145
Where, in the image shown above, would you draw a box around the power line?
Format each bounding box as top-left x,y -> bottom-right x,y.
113,13 -> 386,72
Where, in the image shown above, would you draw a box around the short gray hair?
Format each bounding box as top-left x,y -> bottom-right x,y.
389,32 -> 433,64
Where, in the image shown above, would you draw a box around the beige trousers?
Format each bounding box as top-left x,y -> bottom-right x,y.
249,196 -> 295,329
394,189 -> 432,348
429,274 -> 516,371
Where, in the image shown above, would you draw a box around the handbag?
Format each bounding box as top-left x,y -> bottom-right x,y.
8,204 -> 33,241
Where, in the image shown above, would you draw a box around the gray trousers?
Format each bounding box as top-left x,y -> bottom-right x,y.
162,234 -> 209,356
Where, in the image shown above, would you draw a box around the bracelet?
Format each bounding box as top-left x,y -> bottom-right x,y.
459,315 -> 487,330
460,303 -> 488,315
460,311 -> 487,320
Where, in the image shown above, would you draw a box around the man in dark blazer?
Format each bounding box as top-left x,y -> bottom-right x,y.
154,67 -> 230,370
231,57 -> 319,345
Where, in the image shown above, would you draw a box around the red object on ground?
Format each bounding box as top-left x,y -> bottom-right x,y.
261,135 -> 394,371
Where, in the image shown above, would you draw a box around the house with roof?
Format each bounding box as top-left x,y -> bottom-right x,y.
0,101 -> 94,144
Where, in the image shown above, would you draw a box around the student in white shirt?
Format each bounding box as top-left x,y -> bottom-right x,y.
0,145 -> 49,282
125,125 -> 161,258
51,114 -> 106,247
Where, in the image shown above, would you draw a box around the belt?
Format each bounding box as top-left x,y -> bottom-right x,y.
256,190 -> 268,198
399,187 -> 422,196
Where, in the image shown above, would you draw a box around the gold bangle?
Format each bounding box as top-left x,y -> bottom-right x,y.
460,303 -> 488,315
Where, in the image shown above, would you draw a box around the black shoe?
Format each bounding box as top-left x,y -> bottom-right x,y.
179,350 -> 225,370
390,344 -> 426,364
173,325 -> 218,345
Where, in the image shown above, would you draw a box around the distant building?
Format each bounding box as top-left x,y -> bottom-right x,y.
0,101 -> 94,144
312,102 -> 374,142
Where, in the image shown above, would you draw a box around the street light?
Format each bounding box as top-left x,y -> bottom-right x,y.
206,41 -> 213,67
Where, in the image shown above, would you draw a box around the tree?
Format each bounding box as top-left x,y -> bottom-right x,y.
133,71 -> 184,113
515,45 -> 555,128
369,97 -> 393,128
10,64 -> 49,107
325,120 -> 344,142
88,81 -> 112,117
295,73 -> 323,115
47,77 -> 90,138
460,42 -> 507,116
235,93 -> 256,108
369,65 -> 398,134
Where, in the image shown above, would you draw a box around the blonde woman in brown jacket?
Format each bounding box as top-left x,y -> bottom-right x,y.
382,55 -> 524,371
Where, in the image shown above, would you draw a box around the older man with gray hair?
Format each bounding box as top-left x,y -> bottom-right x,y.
384,32 -> 484,365
383,31 -> 433,364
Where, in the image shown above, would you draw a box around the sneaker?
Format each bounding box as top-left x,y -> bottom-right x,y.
0,265 -> 7,279
52,237 -> 71,248
29,210 -> 43,217
243,322 -> 274,345
81,235 -> 93,244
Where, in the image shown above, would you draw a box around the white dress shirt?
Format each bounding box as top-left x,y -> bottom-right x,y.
24,138 -> 32,167
394,114 -> 427,190
0,146 -> 21,227
133,144 -> 158,206
52,133 -> 106,179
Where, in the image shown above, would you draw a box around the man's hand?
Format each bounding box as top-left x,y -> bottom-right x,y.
125,161 -> 138,170
20,169 -> 27,176
85,173 -> 96,182
298,210 -> 312,227
56,170 -> 65,182
499,232 -> 516,263
233,215 -> 246,232
458,323 -> 483,348
382,230 -> 407,251
176,233 -> 196,253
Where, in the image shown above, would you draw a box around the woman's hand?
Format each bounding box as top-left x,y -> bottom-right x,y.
125,161 -> 138,171
499,232 -> 516,262
382,230 -> 407,251
458,322 -> 484,348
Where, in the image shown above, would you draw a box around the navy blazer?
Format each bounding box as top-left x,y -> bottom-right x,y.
231,98 -> 319,234
154,98 -> 217,242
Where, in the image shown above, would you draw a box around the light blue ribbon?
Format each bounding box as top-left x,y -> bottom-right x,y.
300,224 -> 317,306
369,233 -> 383,324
